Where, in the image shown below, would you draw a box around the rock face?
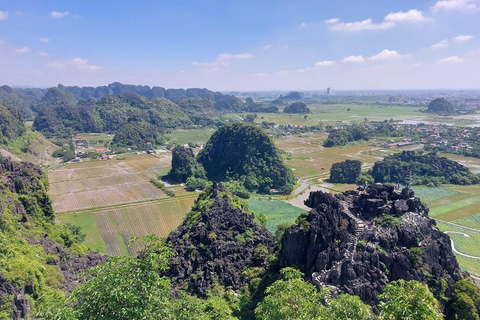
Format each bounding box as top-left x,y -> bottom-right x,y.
167,184 -> 277,295
280,184 -> 462,312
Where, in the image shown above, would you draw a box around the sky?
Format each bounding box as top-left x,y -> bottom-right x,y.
0,0 -> 479,91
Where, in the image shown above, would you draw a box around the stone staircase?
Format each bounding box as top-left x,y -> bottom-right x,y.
311,197 -> 367,299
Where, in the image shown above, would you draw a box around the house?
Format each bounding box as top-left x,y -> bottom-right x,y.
95,148 -> 105,153
75,138 -> 89,148
451,146 -> 459,152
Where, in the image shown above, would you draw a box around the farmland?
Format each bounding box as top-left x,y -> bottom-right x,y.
249,198 -> 306,233
49,153 -> 171,212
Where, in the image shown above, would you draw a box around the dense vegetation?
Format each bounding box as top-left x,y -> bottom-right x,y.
0,157 -> 91,318
198,123 -> 295,194
0,86 -> 45,120
166,146 -> 198,183
111,119 -> 165,149
0,100 -> 26,144
329,160 -> 362,184
426,98 -> 456,114
372,151 -> 480,185
33,93 -> 192,138
283,101 -> 310,114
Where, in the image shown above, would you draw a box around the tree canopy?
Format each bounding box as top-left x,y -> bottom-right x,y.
198,123 -> 295,194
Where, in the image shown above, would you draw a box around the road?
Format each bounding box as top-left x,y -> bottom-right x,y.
444,231 -> 480,260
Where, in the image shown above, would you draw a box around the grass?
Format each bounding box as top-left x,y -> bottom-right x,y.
164,128 -> 214,145
249,198 -> 306,233
56,212 -> 107,253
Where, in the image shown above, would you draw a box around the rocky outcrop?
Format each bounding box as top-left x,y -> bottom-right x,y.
280,184 -> 462,312
167,184 -> 277,295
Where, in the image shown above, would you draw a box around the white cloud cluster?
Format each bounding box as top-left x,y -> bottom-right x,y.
369,49 -> 408,61
51,11 -> 69,18
453,35 -> 474,42
39,37 -> 50,43
431,35 -> 474,49
432,0 -> 477,11
328,9 -> 430,32
436,56 -> 465,64
384,9 -> 431,23
315,60 -> 335,67
192,53 -> 253,68
299,22 -> 306,27
0,11 -> 8,20
342,55 -> 365,63
72,58 -> 100,70
330,19 -> 394,31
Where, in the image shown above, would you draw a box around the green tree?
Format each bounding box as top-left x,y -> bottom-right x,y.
67,235 -> 175,320
326,294 -> 374,320
168,146 -> 196,183
378,280 -> 443,320
451,279 -> 480,320
255,268 -> 326,320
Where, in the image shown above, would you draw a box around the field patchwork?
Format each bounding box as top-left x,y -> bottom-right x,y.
49,154 -> 172,212
92,197 -> 196,255
249,198 -> 306,233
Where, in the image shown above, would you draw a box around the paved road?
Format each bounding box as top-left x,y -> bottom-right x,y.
444,231 -> 480,260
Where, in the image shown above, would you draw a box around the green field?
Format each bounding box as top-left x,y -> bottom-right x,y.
58,197 -> 196,256
413,187 -> 459,207
436,221 -> 480,277
249,198 -> 306,233
164,128 -> 215,145
57,212 -> 107,253
254,104 -> 426,126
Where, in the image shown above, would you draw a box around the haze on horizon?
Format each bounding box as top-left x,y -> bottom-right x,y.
0,0 -> 479,91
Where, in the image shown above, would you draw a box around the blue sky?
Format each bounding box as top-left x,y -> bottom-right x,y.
0,0 -> 479,90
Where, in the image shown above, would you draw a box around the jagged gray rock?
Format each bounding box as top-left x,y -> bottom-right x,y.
280,184 -> 462,313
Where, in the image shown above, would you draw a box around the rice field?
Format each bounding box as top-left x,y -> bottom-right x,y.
49,154 -> 172,212
91,197 -> 195,255
249,198 -> 306,233
275,132 -> 382,178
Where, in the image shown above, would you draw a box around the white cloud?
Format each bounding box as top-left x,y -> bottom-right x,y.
342,55 -> 365,63
0,11 -> 8,20
38,52 -> 49,57
14,47 -> 29,54
330,18 -> 395,31
253,72 -> 268,77
15,11 -> 24,16
315,60 -> 335,67
192,53 -> 253,68
39,37 -> 50,43
436,56 -> 465,64
263,45 -> 273,50
299,22 -> 306,27
384,9 -> 430,23
295,68 -> 312,73
72,58 -> 100,70
369,49 -> 408,61
432,0 -> 477,11
51,11 -> 69,18
324,18 -> 339,24
453,35 -> 474,43
218,53 -> 253,60
432,39 -> 449,49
